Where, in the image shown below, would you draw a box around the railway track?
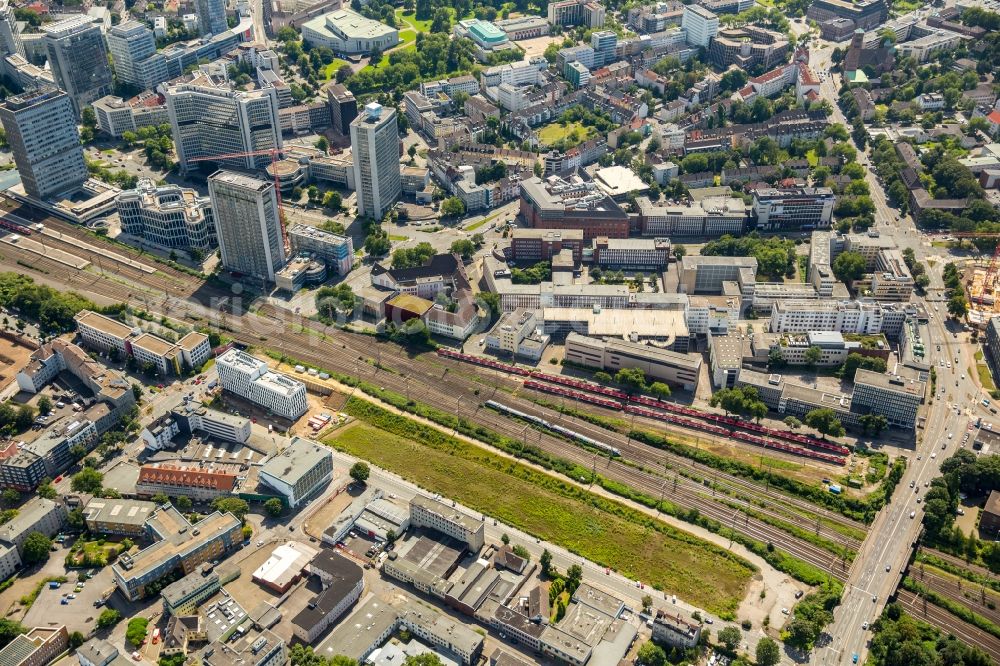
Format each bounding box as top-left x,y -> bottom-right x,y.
0,226 -> 859,575
896,589 -> 1000,662
911,567 -> 1000,628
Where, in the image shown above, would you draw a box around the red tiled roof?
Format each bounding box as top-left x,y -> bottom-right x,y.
138,464 -> 237,491
987,110 -> 1000,124
750,66 -> 788,85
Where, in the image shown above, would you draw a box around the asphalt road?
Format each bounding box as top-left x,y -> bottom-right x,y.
814,60 -> 983,666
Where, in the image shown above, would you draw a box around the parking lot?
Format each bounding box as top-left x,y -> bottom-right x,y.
22,552 -> 118,633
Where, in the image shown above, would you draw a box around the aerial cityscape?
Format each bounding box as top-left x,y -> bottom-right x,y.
0,0 -> 994,665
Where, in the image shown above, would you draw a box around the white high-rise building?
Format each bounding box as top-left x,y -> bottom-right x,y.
208,170 -> 286,283
165,79 -> 282,174
108,21 -> 168,90
681,4 -> 718,48
351,102 -> 401,220
195,0 -> 228,36
215,349 -> 307,420
0,0 -> 24,58
43,17 -> 113,117
0,88 -> 87,200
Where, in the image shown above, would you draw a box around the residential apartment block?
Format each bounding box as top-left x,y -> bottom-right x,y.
112,504 -> 242,601
83,498 -> 158,537
216,350 -> 307,420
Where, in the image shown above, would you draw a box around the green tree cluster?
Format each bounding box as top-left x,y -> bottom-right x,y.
700,234 -> 796,280
316,284 -> 356,322
392,242 -> 436,269
709,386 -> 767,423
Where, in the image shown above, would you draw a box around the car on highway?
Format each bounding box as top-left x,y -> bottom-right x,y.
863,622 -> 869,630
781,608 -> 789,615
885,564 -> 890,572
909,480 -> 915,488
949,433 -> 953,438
931,452 -> 936,459
853,654 -> 859,664
910,511 -> 916,518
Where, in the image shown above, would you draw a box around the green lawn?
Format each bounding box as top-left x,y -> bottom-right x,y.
537,121 -> 598,148
806,149 -> 819,167
326,410 -> 755,615
323,59 -> 351,80
395,9 -> 432,32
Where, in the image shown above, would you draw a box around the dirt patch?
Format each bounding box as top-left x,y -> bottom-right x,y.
301,481 -> 355,539
0,335 -> 38,393
515,34 -> 565,58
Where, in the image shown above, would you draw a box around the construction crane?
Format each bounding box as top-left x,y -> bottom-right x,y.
188,148 -> 289,252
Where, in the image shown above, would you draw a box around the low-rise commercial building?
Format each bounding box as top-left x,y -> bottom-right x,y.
301,9 -> 399,55
510,228 -> 585,264
636,195 -> 748,237
484,309 -> 550,362
287,223 -> 354,276
73,310 -> 211,374
291,549 -> 364,642
253,542 -> 317,592
258,437 -> 333,509
161,564 -> 239,616
751,187 -> 835,231
410,495 -> 485,553
593,237 -> 670,270
199,628 -> 286,666
564,332 -> 701,391
519,176 -> 629,241
136,462 -> 240,501
852,367 -> 925,429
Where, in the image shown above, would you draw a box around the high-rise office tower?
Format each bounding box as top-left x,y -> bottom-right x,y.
108,21 -> 168,90
208,170 -> 286,283
681,4 -> 719,48
350,102 -> 401,220
0,88 -> 87,200
43,17 -> 113,117
165,79 -> 282,174
0,0 -> 24,58
195,0 -> 228,36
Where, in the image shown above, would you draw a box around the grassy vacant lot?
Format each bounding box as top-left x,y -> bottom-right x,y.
326,413 -> 755,615
66,539 -> 126,568
537,121 -> 598,148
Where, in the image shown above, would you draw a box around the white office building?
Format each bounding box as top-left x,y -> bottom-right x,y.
208,170 -> 286,283
301,9 -> 399,55
351,102 -> 401,220
216,349 -> 307,420
681,4 -> 718,47
108,21 -> 166,90
0,87 -> 87,200
117,179 -> 216,252
165,80 -> 282,174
